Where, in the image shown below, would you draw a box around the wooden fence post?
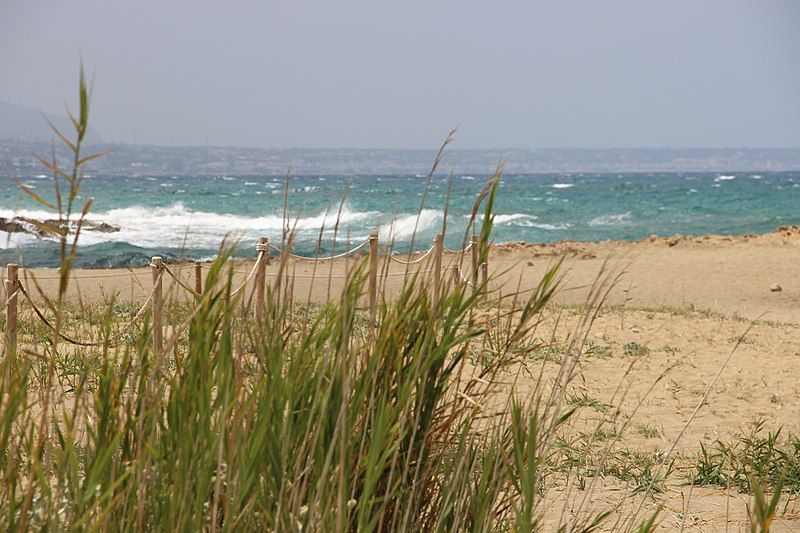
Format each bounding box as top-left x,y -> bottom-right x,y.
470,234 -> 479,286
151,257 -> 163,359
481,262 -> 488,297
255,237 -> 267,324
368,233 -> 378,323
194,261 -> 202,295
452,264 -> 462,287
431,233 -> 443,312
4,264 -> 18,357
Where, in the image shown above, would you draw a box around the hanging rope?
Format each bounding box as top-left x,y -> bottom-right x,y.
457,268 -> 475,288
391,267 -> 438,277
267,239 -> 370,261
161,264 -> 202,297
14,277 -> 159,348
29,270 -> 144,280
377,244 -> 435,265
229,252 -> 263,297
4,284 -> 20,307
443,242 -> 473,254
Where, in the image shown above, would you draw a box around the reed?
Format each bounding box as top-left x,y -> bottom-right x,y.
0,66 -> 788,532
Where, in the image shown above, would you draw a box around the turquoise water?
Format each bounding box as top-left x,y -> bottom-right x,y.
1,172 -> 799,268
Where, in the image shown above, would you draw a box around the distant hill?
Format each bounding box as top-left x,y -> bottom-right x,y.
1,136 -> 799,176
0,101 -> 103,144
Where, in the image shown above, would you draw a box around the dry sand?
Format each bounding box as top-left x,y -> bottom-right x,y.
3,227 -> 800,530
9,226 -> 799,320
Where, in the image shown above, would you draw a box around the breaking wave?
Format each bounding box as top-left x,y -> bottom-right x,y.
0,203 -> 380,250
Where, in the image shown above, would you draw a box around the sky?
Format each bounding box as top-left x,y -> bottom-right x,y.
1,0 -> 799,149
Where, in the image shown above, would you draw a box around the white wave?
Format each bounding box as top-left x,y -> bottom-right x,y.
0,203 -> 381,249
0,207 -> 61,220
714,175 -> 736,182
461,175 -> 475,180
588,212 -> 631,227
379,210 -> 442,242
529,222 -> 572,231
751,174 -> 762,180
0,230 -> 38,249
490,213 -> 539,226
244,181 -> 258,186
688,188 -> 698,193
551,183 -> 574,189
221,176 -> 236,181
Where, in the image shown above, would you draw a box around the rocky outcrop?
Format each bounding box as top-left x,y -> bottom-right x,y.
0,216 -> 120,239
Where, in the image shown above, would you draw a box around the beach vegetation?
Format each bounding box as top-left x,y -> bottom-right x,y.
0,66 -> 794,532
693,420 -> 800,494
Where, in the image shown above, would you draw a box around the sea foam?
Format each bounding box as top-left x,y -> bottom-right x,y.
588,212 -> 632,227
0,203 -> 381,250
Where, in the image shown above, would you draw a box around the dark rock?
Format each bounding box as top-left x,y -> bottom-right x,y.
0,216 -> 120,239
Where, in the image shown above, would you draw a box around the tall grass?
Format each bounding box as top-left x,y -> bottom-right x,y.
2,66 -> 775,532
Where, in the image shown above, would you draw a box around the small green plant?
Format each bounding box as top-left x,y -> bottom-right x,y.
601,450 -> 674,495
623,342 -> 650,357
566,389 -> 611,412
633,423 -> 661,439
584,339 -> 614,358
692,421 -> 800,494
657,344 -> 680,355
528,342 -> 564,363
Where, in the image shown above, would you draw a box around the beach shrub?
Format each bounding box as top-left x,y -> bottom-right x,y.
0,67 -> 628,532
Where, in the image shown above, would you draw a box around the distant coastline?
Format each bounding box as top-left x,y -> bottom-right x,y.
2,135 -> 800,176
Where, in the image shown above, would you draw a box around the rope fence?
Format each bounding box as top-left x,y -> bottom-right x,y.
267,239 -> 370,261
378,244 -> 434,265
21,270 -> 147,280
2,233 -> 488,356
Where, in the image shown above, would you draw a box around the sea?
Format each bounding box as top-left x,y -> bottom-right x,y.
1,172 -> 799,268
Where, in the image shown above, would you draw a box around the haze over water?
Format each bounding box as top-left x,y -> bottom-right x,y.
2,172 -> 799,268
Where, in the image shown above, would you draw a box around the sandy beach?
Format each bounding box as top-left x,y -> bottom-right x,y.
4,228 -> 800,530
8,225 -> 799,318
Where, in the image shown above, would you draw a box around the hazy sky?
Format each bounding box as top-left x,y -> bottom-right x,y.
2,0 -> 799,149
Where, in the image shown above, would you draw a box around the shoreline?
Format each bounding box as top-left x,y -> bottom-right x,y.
3,224 -> 800,268
493,224 -> 800,253
3,225 -> 798,322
